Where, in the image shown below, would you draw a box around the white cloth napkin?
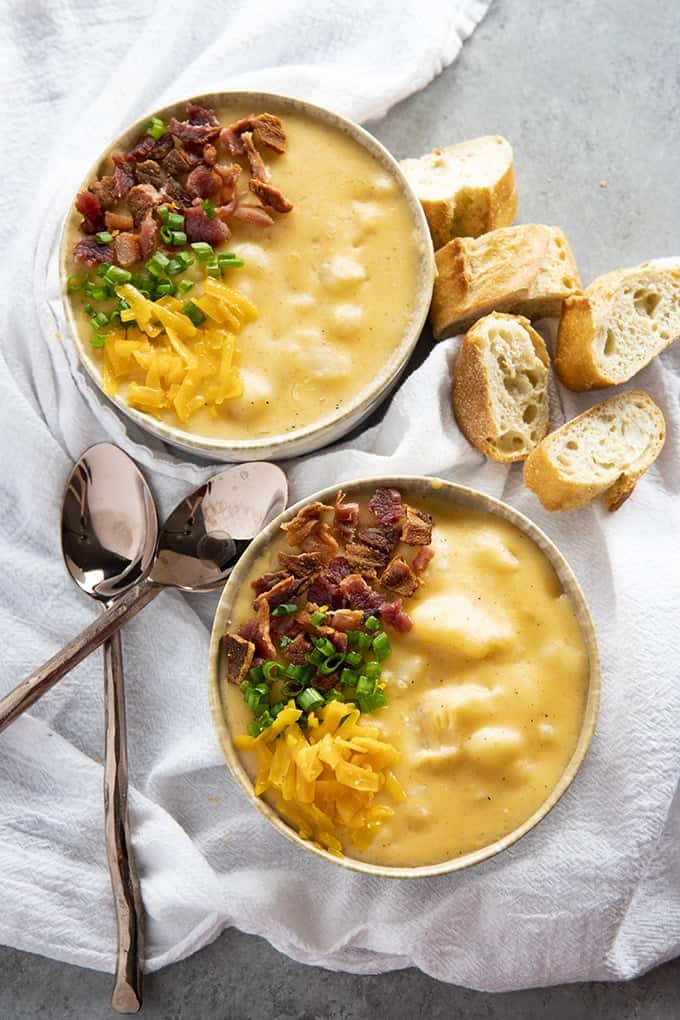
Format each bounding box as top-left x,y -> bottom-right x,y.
2,0 -> 680,993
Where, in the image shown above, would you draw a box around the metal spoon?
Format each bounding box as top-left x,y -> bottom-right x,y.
62,443 -> 158,1015
0,461 -> 288,732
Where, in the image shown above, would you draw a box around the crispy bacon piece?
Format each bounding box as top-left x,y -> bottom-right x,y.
254,574 -> 297,608
125,134 -> 156,163
356,524 -> 400,554
282,502 -> 333,547
134,159 -> 165,189
401,506 -> 433,546
222,633 -> 255,685
325,557 -> 352,585
249,178 -> 293,213
105,211 -> 134,232
330,631 -> 348,653
169,103 -> 220,145
380,598 -> 412,633
380,556 -> 419,598
89,175 -> 118,211
338,574 -> 384,615
162,176 -> 192,208
113,231 -> 140,267
344,541 -> 387,572
72,237 -> 113,266
368,487 -> 403,525
230,204 -> 274,227
138,214 -> 159,259
240,598 -> 277,659
241,131 -> 268,181
278,551 -> 325,578
149,133 -> 174,161
328,609 -> 363,631
112,155 -> 136,198
185,205 -> 230,244
75,191 -> 103,227
203,143 -> 217,165
412,546 -> 435,573
220,113 -> 287,155
303,522 -> 339,556
127,183 -> 163,227
333,492 -> 359,542
282,633 -> 311,665
215,162 -> 241,203
163,146 -> 201,177
186,163 -> 221,199
251,569 -> 290,595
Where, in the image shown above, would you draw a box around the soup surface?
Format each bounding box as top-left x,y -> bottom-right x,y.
224,493 -> 590,868
64,101 -> 424,442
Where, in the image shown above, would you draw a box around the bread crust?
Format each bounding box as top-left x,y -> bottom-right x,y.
523,391 -> 665,511
431,225 -> 582,339
452,313 -> 550,462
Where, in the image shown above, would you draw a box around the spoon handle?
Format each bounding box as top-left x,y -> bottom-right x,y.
103,630 -> 144,1015
0,580 -> 161,734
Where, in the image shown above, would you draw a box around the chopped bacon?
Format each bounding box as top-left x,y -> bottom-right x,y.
380,598 -> 412,633
303,522 -> 339,556
186,162 -> 221,199
330,631 -> 348,653
401,505 -> 433,546
356,524 -> 401,554
185,205 -> 230,244
252,569 -> 290,595
169,103 -> 220,144
278,551 -> 325,578
149,133 -> 174,161
222,633 -> 255,684
282,633 -> 311,665
72,237 -> 113,266
282,502 -> 333,547
138,214 -> 159,259
113,232 -> 140,267
344,541 -> 387,572
314,672 -> 340,692
230,204 -> 274,227
134,159 -> 165,189
75,191 -> 103,227
380,556 -> 419,598
203,143 -> 217,166
89,175 -> 118,211
162,176 -> 192,208
306,575 -> 337,608
368,487 -> 403,525
105,211 -> 134,232
220,113 -> 287,155
333,492 -> 359,542
249,178 -> 293,213
328,609 -> 363,631
412,546 -> 435,573
112,156 -> 136,198
241,131 -> 268,181
254,574 -> 297,608
338,574 -> 384,614
125,134 -> 156,162
240,599 -> 277,659
127,183 -> 163,227
215,162 -> 241,202
325,557 -> 352,585
163,146 -> 201,177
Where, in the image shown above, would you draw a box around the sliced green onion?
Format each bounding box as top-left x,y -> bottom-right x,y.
247,666 -> 264,685
271,603 -> 298,618
178,279 -> 195,295
358,632 -> 372,651
95,231 -> 113,245
160,225 -> 173,244
372,632 -> 391,661
66,274 -> 86,293
297,688 -> 325,713
364,615 -> 380,632
92,311 -> 109,328
284,663 -> 306,681
155,279 -> 175,297
190,241 -> 215,262
201,199 -> 216,219
157,205 -> 170,224
170,230 -> 187,246
270,701 -> 286,718
262,661 -> 283,682
340,668 -> 358,688
345,650 -> 362,669
84,304 -> 94,316
253,682 -> 270,699
205,262 -> 221,278
96,264 -> 110,277
146,116 -> 166,140
325,689 -> 346,703
306,647 -> 325,666
85,284 -> 109,302
175,251 -> 195,269
357,691 -> 388,713
104,265 -> 132,286
182,301 -> 206,326
313,637 -> 335,658
364,661 -> 381,681
346,631 -> 360,649
218,255 -> 245,269
240,679 -> 251,695
166,259 -> 184,277
166,211 -> 184,229
318,652 -> 345,676
356,675 -> 376,697
91,332 -> 106,349
279,636 -> 292,649
146,251 -> 171,277
309,610 -> 327,627
245,690 -> 261,713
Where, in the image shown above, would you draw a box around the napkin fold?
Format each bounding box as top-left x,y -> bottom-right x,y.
2,0 -> 680,993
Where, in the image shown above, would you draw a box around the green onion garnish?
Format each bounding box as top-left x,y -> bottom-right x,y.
95,231 -> 113,245
372,632 -> 391,661
271,603 -> 298,617
170,230 -> 187,246
166,259 -> 184,277
247,666 -> 264,685
66,274 -> 86,293
284,663 -> 306,681
182,301 -> 205,327
318,652 -> 345,676
190,241 -> 215,262
364,615 -> 380,632
297,688 -> 325,713
262,661 -> 283,682
309,610 -> 327,627
146,116 -> 166,140
364,661 -> 381,680
92,311 -> 109,328
84,284 -> 109,302
340,668 -> 358,688
358,632 -> 372,651
146,251 -> 171,277
166,211 -> 184,230
356,675 -> 376,697
178,279 -> 194,295
217,254 -> 245,269
325,689 -> 346,703
346,631 -> 360,649
201,199 -> 217,219
345,650 -> 362,669
105,266 -> 132,287
313,637 -> 335,658
160,225 -> 173,245
157,205 -> 169,224
91,332 -> 106,349
155,279 -> 175,297
279,636 -> 292,649
205,262 -> 221,278
175,251 -> 195,269
357,691 -> 388,713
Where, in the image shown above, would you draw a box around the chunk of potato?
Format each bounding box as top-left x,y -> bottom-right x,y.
409,593 -> 513,658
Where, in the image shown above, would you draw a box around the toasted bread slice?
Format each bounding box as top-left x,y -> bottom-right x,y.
431,224 -> 581,339
523,391 -> 665,511
555,262 -> 680,390
400,135 -> 517,249
453,313 -> 550,462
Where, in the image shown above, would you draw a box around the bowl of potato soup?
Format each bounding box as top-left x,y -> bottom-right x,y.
60,92 -> 435,461
208,477 -> 600,878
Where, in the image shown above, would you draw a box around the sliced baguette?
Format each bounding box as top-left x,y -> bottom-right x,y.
431,224 -> 582,339
400,135 -> 517,249
523,391 -> 665,511
453,313 -> 550,462
555,262 -> 680,390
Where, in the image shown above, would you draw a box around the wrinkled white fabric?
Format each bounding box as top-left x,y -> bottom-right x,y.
1,0 -> 679,993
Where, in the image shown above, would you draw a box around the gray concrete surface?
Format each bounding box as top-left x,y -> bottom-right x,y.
3,0 -> 680,1016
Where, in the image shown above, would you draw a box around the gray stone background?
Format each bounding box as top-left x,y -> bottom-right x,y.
2,0 -> 679,1016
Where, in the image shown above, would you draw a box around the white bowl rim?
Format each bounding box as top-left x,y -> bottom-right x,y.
207,475 -> 601,879
59,90 -> 435,461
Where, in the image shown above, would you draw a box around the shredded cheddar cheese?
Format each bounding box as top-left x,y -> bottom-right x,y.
234,700 -> 403,855
101,279 -> 257,423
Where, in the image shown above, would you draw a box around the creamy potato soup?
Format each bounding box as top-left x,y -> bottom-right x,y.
64,100 -> 424,442
223,491 -> 590,869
